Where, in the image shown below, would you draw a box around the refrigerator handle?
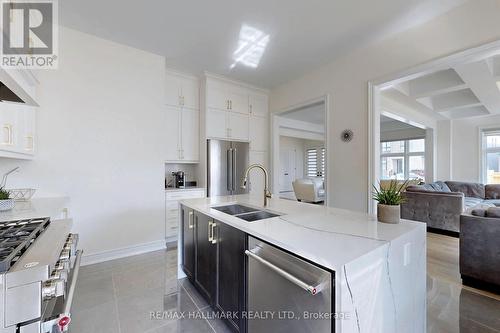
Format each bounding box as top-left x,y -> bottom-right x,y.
232,148 -> 237,191
227,148 -> 232,192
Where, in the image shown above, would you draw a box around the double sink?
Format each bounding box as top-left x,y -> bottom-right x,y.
212,204 -> 281,222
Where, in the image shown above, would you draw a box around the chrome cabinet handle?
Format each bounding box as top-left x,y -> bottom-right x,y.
226,149 -> 232,191
245,250 -> 321,295
188,211 -> 194,229
232,148 -> 236,191
211,222 -> 217,244
208,219 -> 213,242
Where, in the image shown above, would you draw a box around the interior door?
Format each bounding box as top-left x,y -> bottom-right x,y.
208,139 -> 232,197
279,149 -> 296,192
231,141 -> 250,195
165,106 -> 181,161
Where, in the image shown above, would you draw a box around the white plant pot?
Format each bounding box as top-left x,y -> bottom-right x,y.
377,204 -> 400,224
0,199 -> 14,212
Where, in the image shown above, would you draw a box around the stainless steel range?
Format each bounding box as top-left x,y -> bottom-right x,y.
0,217 -> 81,333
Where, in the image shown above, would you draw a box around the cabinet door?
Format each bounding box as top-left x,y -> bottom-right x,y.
195,212 -> 217,304
228,87 -> 249,114
181,109 -> 199,161
207,80 -> 229,111
228,112 -> 249,141
165,73 -> 182,107
165,106 -> 181,161
20,107 -> 35,154
206,108 -> 228,139
181,206 -> 195,281
181,77 -> 199,110
249,93 -> 268,117
248,151 -> 268,196
0,103 -> 19,153
216,222 -> 247,332
249,115 -> 268,151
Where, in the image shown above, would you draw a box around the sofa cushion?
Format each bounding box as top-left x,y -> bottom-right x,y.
430,181 -> 452,192
464,197 -> 483,209
482,199 -> 500,207
446,181 -> 485,199
471,209 -> 487,217
487,207 -> 500,218
485,184 -> 500,199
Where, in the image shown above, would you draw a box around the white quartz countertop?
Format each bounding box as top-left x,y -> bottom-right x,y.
0,197 -> 70,222
180,194 -> 425,270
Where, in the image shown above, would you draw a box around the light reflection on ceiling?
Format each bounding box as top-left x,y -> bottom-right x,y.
230,24 -> 270,69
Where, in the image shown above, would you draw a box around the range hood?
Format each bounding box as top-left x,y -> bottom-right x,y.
0,82 -> 24,103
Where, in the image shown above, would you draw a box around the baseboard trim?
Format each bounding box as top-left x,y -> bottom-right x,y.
81,240 -> 167,266
427,227 -> 459,238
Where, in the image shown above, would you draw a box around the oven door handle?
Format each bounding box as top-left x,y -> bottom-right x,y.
245,250 -> 321,295
63,249 -> 83,315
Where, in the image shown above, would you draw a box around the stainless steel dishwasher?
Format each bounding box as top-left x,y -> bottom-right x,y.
246,236 -> 334,333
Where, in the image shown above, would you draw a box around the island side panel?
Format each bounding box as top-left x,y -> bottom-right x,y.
338,224 -> 426,333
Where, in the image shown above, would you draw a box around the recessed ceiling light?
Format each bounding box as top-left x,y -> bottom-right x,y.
230,25 -> 270,69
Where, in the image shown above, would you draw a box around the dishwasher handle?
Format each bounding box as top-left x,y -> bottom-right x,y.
245,250 -> 321,296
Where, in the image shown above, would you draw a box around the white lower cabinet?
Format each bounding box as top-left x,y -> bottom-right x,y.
165,189 -> 205,240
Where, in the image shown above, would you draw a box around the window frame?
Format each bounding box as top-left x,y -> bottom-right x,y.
380,138 -> 425,180
480,128 -> 500,184
306,146 -> 325,179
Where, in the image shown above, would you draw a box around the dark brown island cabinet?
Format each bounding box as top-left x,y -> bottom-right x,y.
181,204 -> 247,333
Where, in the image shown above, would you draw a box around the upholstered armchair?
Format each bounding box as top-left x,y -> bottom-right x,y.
292,177 -> 325,203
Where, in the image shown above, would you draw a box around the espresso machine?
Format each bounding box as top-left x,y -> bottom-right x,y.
173,171 -> 185,188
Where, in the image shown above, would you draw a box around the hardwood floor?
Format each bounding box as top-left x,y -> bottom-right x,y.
427,232 -> 500,301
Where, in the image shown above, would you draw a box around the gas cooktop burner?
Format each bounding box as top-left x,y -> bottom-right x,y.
0,217 -> 50,273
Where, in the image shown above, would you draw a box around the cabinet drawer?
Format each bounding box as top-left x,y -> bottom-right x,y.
165,190 -> 205,200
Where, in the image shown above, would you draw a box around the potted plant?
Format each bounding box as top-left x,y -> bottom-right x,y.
0,187 -> 14,212
372,179 -> 409,224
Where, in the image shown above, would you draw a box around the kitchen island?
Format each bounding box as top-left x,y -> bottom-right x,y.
178,194 -> 426,333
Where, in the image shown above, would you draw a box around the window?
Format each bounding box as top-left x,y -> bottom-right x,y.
306,147 -> 325,179
481,130 -> 500,184
380,138 -> 425,180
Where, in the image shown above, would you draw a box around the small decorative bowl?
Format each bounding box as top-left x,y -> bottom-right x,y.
0,199 -> 15,211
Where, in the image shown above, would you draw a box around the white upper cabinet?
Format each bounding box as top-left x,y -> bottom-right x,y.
249,115 -> 268,151
180,108 -> 199,161
249,93 -> 268,117
206,108 -> 228,139
227,112 -> 249,141
165,106 -> 181,161
204,76 -> 268,142
165,70 -> 200,162
165,71 -> 199,110
0,103 -> 36,159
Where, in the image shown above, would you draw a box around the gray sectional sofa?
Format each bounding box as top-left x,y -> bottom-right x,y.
401,181 -> 500,234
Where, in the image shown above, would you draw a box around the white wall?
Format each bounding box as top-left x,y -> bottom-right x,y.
270,0 -> 500,211
450,114 -> 500,182
0,27 -> 167,258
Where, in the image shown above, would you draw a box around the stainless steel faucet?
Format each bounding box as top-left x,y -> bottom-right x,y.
241,164 -> 272,207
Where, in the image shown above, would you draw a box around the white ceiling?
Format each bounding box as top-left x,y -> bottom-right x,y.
382,54 -> 500,120
282,102 -> 325,125
59,0 -> 467,88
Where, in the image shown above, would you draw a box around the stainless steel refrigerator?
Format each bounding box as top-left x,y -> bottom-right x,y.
207,139 -> 249,197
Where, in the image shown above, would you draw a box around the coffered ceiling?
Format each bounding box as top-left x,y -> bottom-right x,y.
382,54 -> 500,120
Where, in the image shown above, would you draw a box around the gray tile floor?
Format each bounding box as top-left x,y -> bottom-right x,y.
71,247 -> 500,333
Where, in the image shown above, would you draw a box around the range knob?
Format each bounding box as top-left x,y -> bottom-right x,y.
59,249 -> 70,261
42,279 -> 65,300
